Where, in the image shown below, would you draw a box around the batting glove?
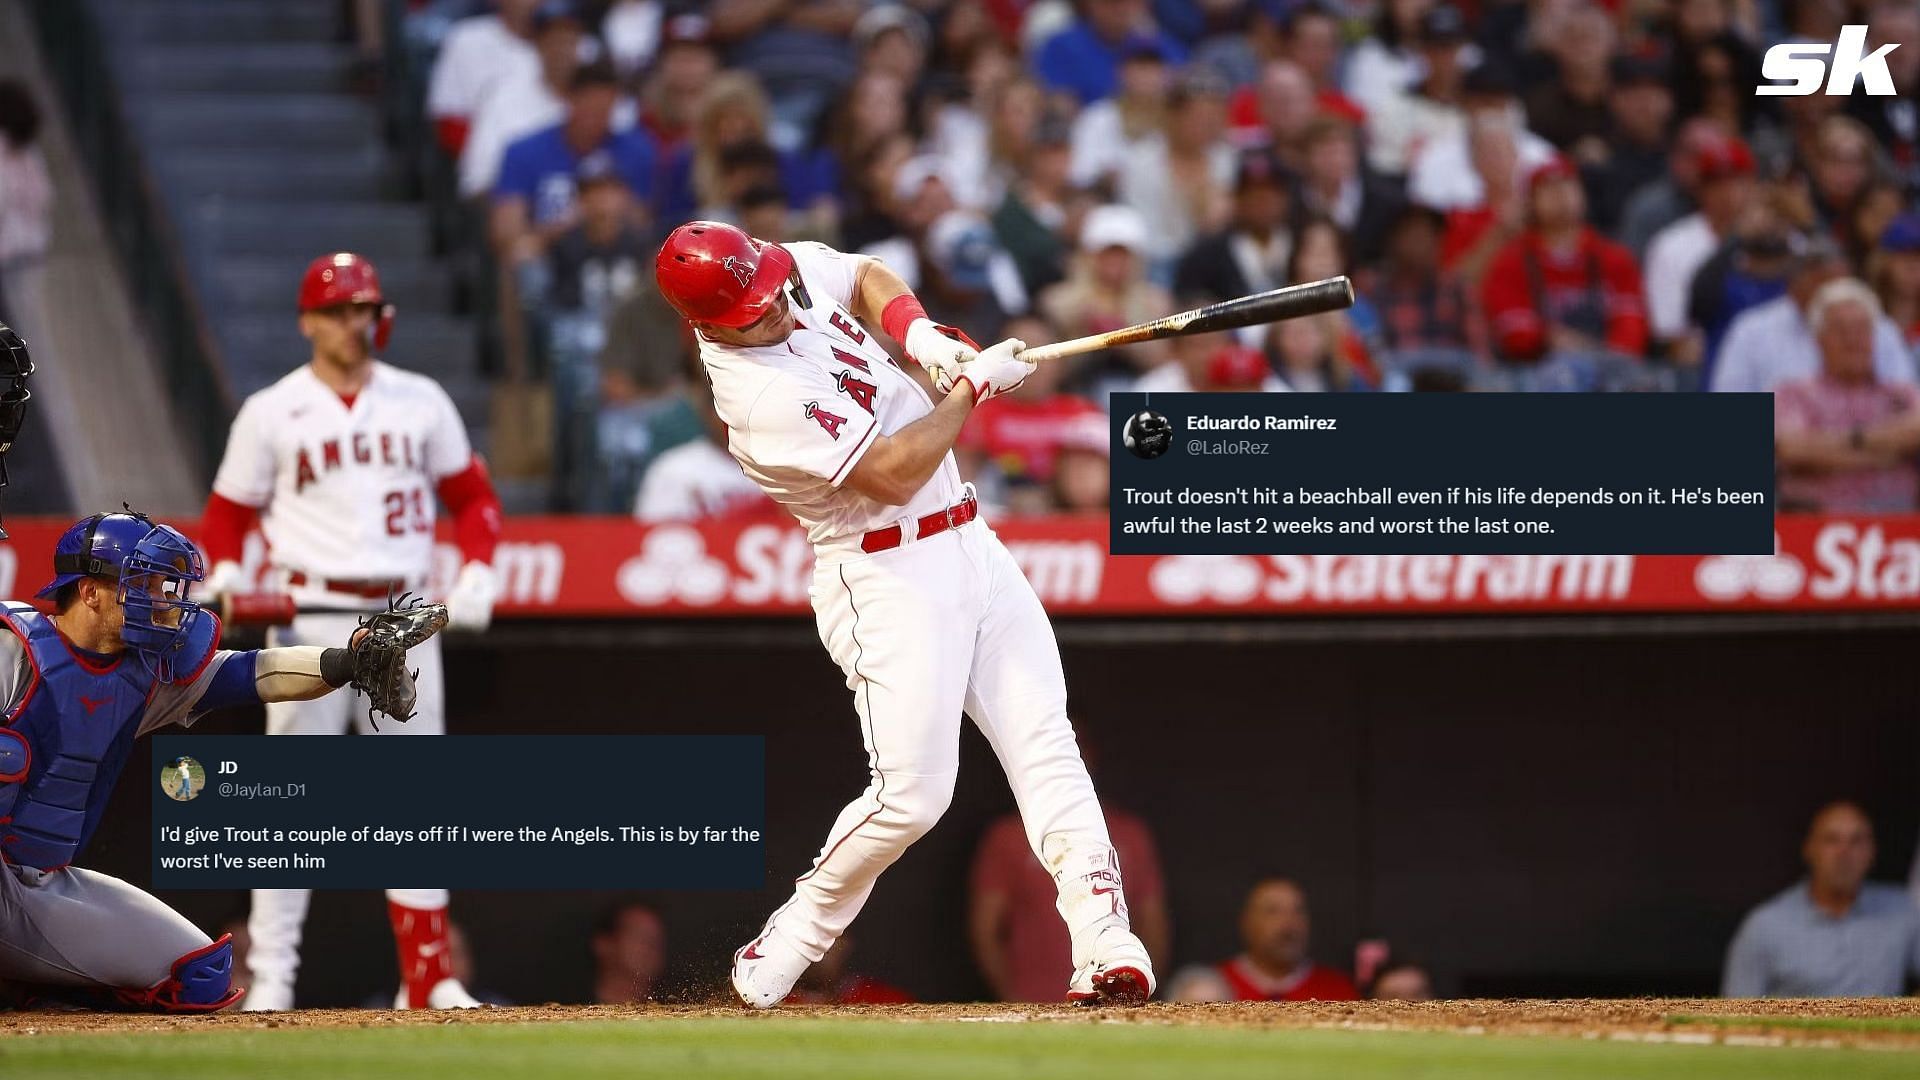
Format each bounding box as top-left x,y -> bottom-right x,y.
902,318 -> 979,395
444,561 -> 497,632
953,338 -> 1033,403
203,560 -> 245,603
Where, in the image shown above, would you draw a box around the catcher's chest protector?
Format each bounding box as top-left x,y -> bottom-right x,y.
0,603 -> 156,870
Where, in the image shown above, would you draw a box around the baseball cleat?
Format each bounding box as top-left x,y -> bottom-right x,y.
240,978 -> 293,1012
729,927 -> 812,1009
1067,927 -> 1157,1006
392,978 -> 482,1010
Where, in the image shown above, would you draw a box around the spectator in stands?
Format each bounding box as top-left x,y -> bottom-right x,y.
427,0 -> 541,156
491,60 -> 654,267
707,0 -> 861,145
922,210 -> 1024,337
1176,148 -> 1295,307
1480,156 -> 1648,390
1723,801 -> 1920,997
787,936 -> 914,1005
1801,117 -> 1888,264
459,0 -> 588,200
1619,117 -> 1729,259
1041,204 -> 1174,393
1068,36 -> 1171,195
1846,4 -> 1920,196
1343,0 -> 1430,115
1033,0 -> 1186,106
635,13 -> 720,153
993,115 -> 1078,296
1135,327 -> 1287,393
953,74 -> 1048,214
1773,280 -> 1920,514
1643,138 -> 1757,365
1116,68 -> 1235,272
1298,117 -> 1404,273
634,375 -> 772,523
1368,962 -> 1435,1001
1521,3 -> 1614,158
1688,209 -> 1800,378
1870,214 -> 1920,349
1050,412 -> 1110,512
1278,4 -> 1360,121
0,79 -> 50,323
1582,54 -> 1675,235
1367,204 -> 1484,380
1407,66 -> 1556,212
1437,118 -> 1524,287
851,4 -> 930,88
1672,27 -> 1761,139
1167,878 -> 1359,1002
1710,238 -> 1918,393
1271,313 -> 1368,392
1751,85 -> 1844,195
1288,217 -> 1380,386
659,72 -> 834,233
968,727 -> 1169,1002
838,131 -> 917,252
813,68 -> 911,219
591,900 -> 667,1004
1246,61 -> 1318,172
1364,4 -> 1472,179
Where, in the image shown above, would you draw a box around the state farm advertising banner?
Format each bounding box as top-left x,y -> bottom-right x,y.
0,514 -> 1916,616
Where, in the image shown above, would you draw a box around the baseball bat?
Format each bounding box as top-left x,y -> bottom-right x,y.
1017,276 -> 1356,364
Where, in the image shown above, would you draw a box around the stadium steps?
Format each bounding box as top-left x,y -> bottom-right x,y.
89,0 -> 494,459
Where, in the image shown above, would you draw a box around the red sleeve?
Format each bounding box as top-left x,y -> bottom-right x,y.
199,492 -> 260,566
434,454 -> 503,565
1480,241 -> 1545,361
435,116 -> 470,157
1598,240 -> 1650,356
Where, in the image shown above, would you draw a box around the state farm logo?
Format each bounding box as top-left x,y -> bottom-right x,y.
1147,554 -> 1632,605
1150,556 -> 1266,604
617,526 -> 731,606
1693,538 -> 1805,601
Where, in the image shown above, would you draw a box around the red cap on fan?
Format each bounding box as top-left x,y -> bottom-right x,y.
654,220 -> 795,328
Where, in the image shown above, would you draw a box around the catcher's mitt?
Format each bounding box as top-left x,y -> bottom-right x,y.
349,592 -> 449,727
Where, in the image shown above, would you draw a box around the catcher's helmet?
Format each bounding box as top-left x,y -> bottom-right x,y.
39,509 -> 210,681
1123,410 -> 1173,459
654,220 -> 794,328
299,252 -> 394,349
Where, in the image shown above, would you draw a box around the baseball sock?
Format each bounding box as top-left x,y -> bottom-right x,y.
386,898 -> 453,1008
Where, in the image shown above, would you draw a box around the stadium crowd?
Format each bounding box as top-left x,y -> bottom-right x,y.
397,0 -> 1920,517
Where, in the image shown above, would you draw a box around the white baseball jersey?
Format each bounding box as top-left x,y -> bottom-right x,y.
212,362 -> 472,580
699,242 -> 967,553
634,437 -> 772,522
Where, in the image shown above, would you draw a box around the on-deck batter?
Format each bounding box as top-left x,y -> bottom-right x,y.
654,221 -> 1156,1008
197,252 -> 504,1012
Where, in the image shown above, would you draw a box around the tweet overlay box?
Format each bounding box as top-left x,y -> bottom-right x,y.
1111,393 -> 1774,555
152,736 -> 763,889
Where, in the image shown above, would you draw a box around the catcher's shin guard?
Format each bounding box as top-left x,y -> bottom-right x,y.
114,934 -> 243,1013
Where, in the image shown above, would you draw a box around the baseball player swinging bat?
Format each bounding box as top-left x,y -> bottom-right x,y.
1017,276 -> 1356,363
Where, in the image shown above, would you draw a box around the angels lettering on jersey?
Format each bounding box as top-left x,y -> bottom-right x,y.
292,430 -> 430,492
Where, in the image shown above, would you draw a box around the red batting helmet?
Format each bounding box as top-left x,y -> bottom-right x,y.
298,252 -> 394,350
654,221 -> 794,328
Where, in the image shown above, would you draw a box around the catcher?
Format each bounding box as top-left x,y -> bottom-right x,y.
0,510 -> 444,1011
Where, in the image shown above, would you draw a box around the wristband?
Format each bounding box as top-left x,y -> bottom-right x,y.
881,294 -> 928,343
320,648 -> 355,688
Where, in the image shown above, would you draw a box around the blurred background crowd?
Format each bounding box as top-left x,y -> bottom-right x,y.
375,0 -> 1920,518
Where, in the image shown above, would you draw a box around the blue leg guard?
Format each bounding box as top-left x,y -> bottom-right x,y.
115,934 -> 243,1013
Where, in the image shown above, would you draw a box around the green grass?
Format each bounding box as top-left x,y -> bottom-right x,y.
3,1017 -> 1917,1080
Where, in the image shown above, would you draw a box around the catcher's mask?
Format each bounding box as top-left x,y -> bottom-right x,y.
41,509 -> 208,680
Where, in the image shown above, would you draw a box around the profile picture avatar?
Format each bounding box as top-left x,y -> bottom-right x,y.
161,755 -> 205,802
1123,410 -> 1174,460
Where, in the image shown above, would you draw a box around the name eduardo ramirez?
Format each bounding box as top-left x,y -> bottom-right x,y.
1187,415 -> 1338,431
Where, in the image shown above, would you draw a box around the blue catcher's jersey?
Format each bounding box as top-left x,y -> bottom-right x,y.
0,603 -> 234,871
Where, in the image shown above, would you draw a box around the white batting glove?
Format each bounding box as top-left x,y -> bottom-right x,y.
953,338 -> 1033,403
902,317 -> 979,395
445,561 -> 497,632
202,560 -> 245,603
